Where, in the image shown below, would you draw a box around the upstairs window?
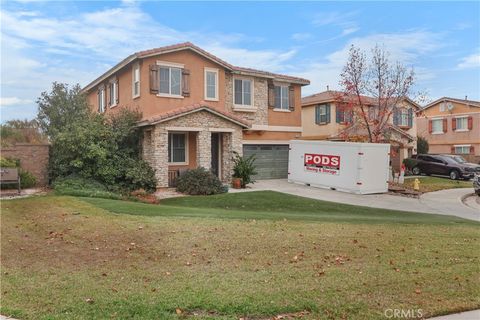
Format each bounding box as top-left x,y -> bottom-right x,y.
393,107 -> 413,127
159,66 -> 182,96
97,87 -> 105,113
109,78 -> 118,107
274,85 -> 289,110
336,104 -> 353,123
315,104 -> 330,124
431,118 -> 443,134
132,63 -> 140,98
205,68 -> 218,100
455,116 -> 468,131
234,78 -> 252,106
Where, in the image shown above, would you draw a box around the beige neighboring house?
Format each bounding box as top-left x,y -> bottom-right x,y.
417,97 -> 480,163
301,90 -> 421,171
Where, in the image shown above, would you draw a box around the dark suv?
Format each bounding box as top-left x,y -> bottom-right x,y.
410,154 -> 480,180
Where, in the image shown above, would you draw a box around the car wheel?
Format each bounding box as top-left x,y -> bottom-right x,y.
449,170 -> 459,180
412,167 -> 421,175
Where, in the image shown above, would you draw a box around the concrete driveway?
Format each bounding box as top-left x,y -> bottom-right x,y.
231,179 -> 479,221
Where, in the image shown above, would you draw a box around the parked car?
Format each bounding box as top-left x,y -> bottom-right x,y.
410,154 -> 480,180
474,173 -> 480,196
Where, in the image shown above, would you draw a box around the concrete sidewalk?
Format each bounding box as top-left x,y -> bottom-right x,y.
428,309 -> 480,319
230,179 -> 479,221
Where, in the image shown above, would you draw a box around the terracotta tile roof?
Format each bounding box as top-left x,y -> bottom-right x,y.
83,42 -> 309,92
423,97 -> 480,110
138,104 -> 250,128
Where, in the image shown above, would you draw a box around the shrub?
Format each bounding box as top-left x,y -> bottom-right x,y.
53,175 -> 123,200
417,136 -> 429,154
20,170 -> 37,188
0,157 -> 19,168
176,167 -> 226,195
232,152 -> 257,188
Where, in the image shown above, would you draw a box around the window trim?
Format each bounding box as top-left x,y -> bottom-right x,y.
233,76 -> 254,108
273,84 -> 290,111
204,67 -> 219,101
454,144 -> 471,154
132,62 -> 140,99
168,132 -> 189,165
431,118 -> 444,135
109,78 -> 118,108
156,60 -> 184,99
454,116 -> 469,132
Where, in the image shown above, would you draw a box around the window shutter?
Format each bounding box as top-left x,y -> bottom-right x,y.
315,106 -> 320,124
97,90 -> 101,113
268,82 -> 275,108
288,86 -> 295,111
468,116 -> 473,130
408,108 -> 413,128
451,146 -> 455,154
452,118 -> 456,131
149,64 -> 159,94
336,105 -> 342,123
108,83 -> 112,106
393,107 -> 399,125
470,146 -> 475,155
428,119 -> 432,133
326,104 -> 331,123
182,69 -> 190,97
443,118 -> 448,133
115,79 -> 119,104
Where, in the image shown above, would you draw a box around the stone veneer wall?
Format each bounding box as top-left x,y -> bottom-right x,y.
142,110 -> 243,188
224,73 -> 268,125
1,143 -> 50,186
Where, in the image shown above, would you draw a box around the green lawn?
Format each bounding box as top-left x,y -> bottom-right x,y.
403,176 -> 472,193
1,193 -> 479,320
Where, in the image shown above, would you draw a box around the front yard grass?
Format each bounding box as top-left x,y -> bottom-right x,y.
1,193 -> 479,319
403,176 -> 472,193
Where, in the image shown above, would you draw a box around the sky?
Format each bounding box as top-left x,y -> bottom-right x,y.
1,0 -> 479,122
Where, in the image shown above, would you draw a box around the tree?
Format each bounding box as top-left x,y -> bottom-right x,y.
0,119 -> 47,147
339,45 -> 415,143
417,136 -> 429,154
37,82 -> 156,192
37,82 -> 90,139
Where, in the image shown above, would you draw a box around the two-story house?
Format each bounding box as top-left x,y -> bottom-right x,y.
301,90 -> 420,172
82,42 -> 310,187
417,97 -> 480,163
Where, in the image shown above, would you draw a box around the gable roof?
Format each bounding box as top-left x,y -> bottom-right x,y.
301,90 -> 421,109
136,104 -> 250,128
83,42 -> 309,92
422,97 -> 480,110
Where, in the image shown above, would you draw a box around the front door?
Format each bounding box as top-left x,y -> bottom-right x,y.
211,133 -> 221,177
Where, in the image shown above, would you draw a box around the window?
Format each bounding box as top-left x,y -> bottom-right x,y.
274,85 -> 289,110
109,79 -> 118,107
204,68 -> 218,100
454,145 -> 471,154
315,104 -> 330,124
336,105 -> 352,123
159,66 -> 182,96
97,87 -> 105,113
439,103 -> 445,112
234,78 -> 252,106
431,119 -> 443,134
455,117 -> 468,131
132,63 -> 140,98
394,107 -> 412,127
168,133 -> 187,163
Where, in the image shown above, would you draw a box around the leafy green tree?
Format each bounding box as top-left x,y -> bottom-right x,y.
0,119 -> 47,147
38,83 -> 156,192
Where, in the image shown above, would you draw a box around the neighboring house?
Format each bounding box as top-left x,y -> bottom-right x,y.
82,42 -> 310,187
301,90 -> 421,172
417,97 -> 480,163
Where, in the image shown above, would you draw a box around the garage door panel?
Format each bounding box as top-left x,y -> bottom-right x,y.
243,144 -> 289,180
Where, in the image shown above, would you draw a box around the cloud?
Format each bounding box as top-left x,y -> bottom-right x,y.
293,30 -> 444,96
0,97 -> 33,107
291,33 -> 313,41
312,10 -> 360,37
457,52 -> 480,69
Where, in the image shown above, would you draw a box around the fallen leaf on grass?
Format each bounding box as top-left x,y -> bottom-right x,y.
85,298 -> 94,304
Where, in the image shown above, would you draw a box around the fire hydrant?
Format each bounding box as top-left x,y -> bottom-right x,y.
413,178 -> 420,191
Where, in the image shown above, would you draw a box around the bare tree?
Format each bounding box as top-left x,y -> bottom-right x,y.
338,45 -> 415,143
